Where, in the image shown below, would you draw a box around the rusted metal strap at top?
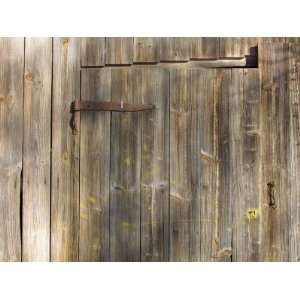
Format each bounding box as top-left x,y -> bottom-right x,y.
72,100 -> 155,112
71,100 -> 155,134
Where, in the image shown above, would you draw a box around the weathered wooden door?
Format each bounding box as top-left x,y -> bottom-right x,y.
2,38 -> 300,262
78,66 -> 263,262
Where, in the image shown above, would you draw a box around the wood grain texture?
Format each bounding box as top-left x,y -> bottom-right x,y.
219,38 -> 258,58
23,38 -> 52,261
196,69 -> 218,261
170,69 -> 191,261
215,69 -> 232,261
51,37 -> 80,261
285,37 -> 300,44
169,68 -> 220,261
81,38 -> 105,66
287,43 -> 300,261
259,42 -> 289,261
191,38 -> 219,59
0,38 -> 24,261
79,69 -> 111,261
259,37 -> 286,43
133,38 -> 160,63
230,69 -> 261,261
140,68 -> 169,261
110,68 -> 141,261
106,38 -> 133,65
160,38 -> 190,62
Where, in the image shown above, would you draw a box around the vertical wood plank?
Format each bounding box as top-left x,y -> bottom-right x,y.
259,37 -> 286,43
286,37 -> 300,44
215,69 -> 233,261
230,69 -> 261,261
170,68 -> 217,261
0,38 -> 24,261
51,37 -> 80,261
160,38 -> 190,62
133,38 -> 160,63
196,68 -> 218,261
170,69 -> 191,261
79,69 -> 111,261
219,38 -> 258,57
259,42 -> 289,261
81,38 -> 105,67
23,38 -> 52,261
110,68 -> 141,261
140,68 -> 169,261
288,43 -> 300,261
191,38 -> 219,59
106,38 -> 133,65
170,69 -> 202,261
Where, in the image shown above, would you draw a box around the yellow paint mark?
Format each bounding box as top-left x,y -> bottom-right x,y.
124,158 -> 131,166
121,221 -> 137,230
246,208 -> 259,221
80,212 -> 88,220
143,144 -> 148,152
88,196 -> 97,205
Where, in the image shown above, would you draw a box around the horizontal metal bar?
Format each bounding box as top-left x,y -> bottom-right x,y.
72,100 -> 155,112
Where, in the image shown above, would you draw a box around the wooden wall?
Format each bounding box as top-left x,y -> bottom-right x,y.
0,37 -> 299,261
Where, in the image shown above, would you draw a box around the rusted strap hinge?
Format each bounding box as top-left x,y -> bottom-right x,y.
71,100 -> 155,134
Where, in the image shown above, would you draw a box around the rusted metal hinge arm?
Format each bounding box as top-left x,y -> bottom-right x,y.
71,100 -> 155,134
72,100 -> 155,112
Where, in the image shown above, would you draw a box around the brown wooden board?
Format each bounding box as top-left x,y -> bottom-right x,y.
259,42 -> 289,261
140,68 -> 170,261
133,38 -> 160,63
23,38 -> 52,261
215,69 -> 233,261
191,38 -> 220,59
79,69 -> 111,261
51,37 -> 81,261
81,38 -> 106,67
106,38 -> 133,65
160,38 -> 190,62
288,43 -> 300,261
169,69 -> 192,261
196,69 -> 219,261
219,38 -> 258,58
230,69 -> 261,261
0,38 -> 24,261
109,68 -> 141,261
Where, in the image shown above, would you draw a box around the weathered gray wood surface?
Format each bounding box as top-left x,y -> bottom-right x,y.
288,43 -> 300,261
259,42 -> 289,261
81,38 -> 105,66
23,38 -> 52,261
79,69 -> 111,261
51,38 -> 80,261
191,38 -> 219,59
140,68 -> 169,261
1,37 -> 300,261
0,38 -> 24,261
219,38 -> 258,57
133,38 -> 160,63
106,38 -> 133,65
109,68 -> 141,261
230,69 -> 260,261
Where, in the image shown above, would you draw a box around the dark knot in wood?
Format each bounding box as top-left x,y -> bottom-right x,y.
267,181 -> 277,209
